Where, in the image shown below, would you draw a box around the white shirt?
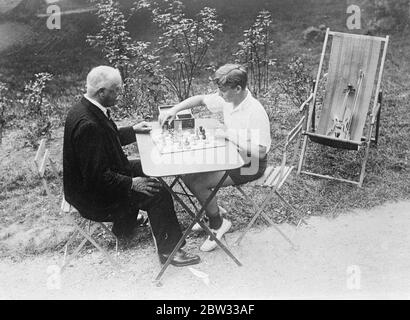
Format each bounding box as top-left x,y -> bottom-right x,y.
84,95 -> 110,119
203,89 -> 271,152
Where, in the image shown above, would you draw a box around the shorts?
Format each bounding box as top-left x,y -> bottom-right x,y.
227,155 -> 268,185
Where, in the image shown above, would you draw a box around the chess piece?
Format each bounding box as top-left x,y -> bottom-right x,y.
201,128 -> 206,140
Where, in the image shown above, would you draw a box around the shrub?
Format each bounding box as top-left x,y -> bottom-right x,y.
87,0 -> 137,80
278,56 -> 313,108
150,0 -> 223,101
87,0 -> 165,117
235,10 -> 275,98
21,73 -> 53,148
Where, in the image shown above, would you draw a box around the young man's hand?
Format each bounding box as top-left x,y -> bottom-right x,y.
131,177 -> 162,196
133,121 -> 152,134
158,109 -> 177,127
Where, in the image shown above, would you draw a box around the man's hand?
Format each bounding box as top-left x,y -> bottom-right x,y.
133,121 -> 152,134
158,108 -> 177,127
131,177 -> 162,196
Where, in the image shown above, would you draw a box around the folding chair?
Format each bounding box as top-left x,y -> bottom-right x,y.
297,29 -> 389,187
59,197 -> 121,272
234,116 -> 307,246
33,139 -> 121,272
34,138 -> 60,207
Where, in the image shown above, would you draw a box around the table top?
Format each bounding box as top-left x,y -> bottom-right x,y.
136,118 -> 244,177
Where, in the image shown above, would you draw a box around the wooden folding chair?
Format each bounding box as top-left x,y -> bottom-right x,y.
33,139 -> 121,272
34,139 -> 60,207
234,116 -> 307,247
59,197 -> 121,272
297,29 -> 389,187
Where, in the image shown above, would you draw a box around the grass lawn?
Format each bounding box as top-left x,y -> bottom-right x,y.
0,0 -> 409,259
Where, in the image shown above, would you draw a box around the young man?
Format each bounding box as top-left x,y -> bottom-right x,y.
63,65 -> 200,267
159,64 -> 271,252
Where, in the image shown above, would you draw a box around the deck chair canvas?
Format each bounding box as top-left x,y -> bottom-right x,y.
234,116 -> 308,247
33,139 -> 121,272
297,29 -> 389,187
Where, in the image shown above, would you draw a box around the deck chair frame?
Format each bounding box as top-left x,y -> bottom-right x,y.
297,29 -> 389,187
234,116 -> 308,247
33,139 -> 121,272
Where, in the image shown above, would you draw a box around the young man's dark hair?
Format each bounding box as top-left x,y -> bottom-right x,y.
211,64 -> 248,90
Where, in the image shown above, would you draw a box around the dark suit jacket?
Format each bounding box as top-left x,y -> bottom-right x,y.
63,97 -> 137,221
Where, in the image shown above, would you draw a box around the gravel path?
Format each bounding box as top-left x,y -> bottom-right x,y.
0,200 -> 409,300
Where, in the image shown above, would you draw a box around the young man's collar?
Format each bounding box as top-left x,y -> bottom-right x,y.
231,88 -> 250,113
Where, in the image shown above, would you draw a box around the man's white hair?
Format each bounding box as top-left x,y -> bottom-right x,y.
86,66 -> 122,97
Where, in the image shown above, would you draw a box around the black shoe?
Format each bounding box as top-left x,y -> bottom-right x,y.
158,249 -> 201,267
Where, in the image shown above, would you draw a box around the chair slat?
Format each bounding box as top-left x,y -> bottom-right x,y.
38,149 -> 50,177
269,167 -> 287,187
277,167 -> 294,189
61,198 -> 72,213
34,139 -> 47,168
248,166 -> 274,186
263,166 -> 281,186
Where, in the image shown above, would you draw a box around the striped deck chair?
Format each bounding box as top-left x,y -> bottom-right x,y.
297,29 -> 389,187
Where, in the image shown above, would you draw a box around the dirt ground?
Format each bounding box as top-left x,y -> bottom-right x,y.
0,200 -> 409,300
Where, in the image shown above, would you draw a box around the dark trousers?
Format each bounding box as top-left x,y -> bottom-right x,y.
113,160 -> 183,254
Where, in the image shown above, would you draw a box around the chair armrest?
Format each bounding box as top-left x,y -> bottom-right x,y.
285,116 -> 305,148
371,91 -> 383,125
371,102 -> 381,125
299,93 -> 314,112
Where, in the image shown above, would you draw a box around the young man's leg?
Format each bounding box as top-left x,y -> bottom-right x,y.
182,171 -> 236,251
183,171 -> 234,229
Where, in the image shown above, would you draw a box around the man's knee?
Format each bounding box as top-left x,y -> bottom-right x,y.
183,174 -> 203,192
182,175 -> 194,187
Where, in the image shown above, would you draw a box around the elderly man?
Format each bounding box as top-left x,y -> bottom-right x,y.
63,65 -> 200,267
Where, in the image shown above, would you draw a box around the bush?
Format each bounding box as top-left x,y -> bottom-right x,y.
20,73 -> 54,148
278,57 -> 313,108
150,0 -> 223,101
87,0 -> 165,117
235,10 -> 276,98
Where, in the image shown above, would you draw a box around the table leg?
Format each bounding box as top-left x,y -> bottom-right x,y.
176,178 -> 200,212
171,176 -> 242,265
154,172 -> 242,282
169,177 -> 199,211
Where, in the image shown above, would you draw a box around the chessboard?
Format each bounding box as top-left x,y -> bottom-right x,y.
150,126 -> 226,154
